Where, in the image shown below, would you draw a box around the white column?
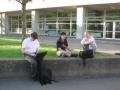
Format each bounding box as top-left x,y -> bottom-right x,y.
56,11 -> 59,36
0,14 -> 2,34
103,10 -> 106,39
31,11 -> 39,33
113,21 -> 115,39
56,11 -> 58,35
1,13 -> 9,34
70,12 -> 72,37
76,7 -> 86,39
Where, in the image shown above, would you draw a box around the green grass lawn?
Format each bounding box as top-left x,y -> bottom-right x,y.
0,37 -> 108,58
0,37 -> 57,58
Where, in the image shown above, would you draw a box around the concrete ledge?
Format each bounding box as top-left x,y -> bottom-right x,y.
0,59 -> 30,79
0,57 -> 120,79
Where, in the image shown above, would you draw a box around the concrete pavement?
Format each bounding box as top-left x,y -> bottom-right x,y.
0,77 -> 120,90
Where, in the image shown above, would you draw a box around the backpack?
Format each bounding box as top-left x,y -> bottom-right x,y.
38,66 -> 52,85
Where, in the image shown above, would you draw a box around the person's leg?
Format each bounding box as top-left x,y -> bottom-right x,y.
24,55 -> 37,78
65,48 -> 78,57
56,50 -> 69,57
56,50 -> 66,57
92,44 -> 96,55
56,50 -> 62,57
63,49 -> 71,57
30,59 -> 37,78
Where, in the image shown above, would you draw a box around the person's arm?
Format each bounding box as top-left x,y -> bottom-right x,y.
81,38 -> 86,45
21,48 -> 26,54
57,40 -> 62,51
85,40 -> 93,45
35,40 -> 40,54
21,39 -> 26,54
90,37 -> 97,48
87,37 -> 95,45
81,38 -> 93,45
63,39 -> 68,49
66,39 -> 68,47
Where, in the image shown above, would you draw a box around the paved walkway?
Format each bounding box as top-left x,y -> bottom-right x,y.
0,77 -> 120,90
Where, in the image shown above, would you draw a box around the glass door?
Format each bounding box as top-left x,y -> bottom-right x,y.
105,22 -> 114,38
115,22 -> 120,39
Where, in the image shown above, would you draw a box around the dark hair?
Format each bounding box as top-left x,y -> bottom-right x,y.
58,32 -> 67,42
60,32 -> 66,35
31,32 -> 38,40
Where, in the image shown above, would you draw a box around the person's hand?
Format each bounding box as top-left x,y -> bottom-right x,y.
84,41 -> 89,44
62,44 -> 66,48
21,48 -> 26,54
58,48 -> 62,51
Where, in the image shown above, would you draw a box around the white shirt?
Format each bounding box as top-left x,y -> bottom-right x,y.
81,36 -> 97,50
22,37 -> 40,56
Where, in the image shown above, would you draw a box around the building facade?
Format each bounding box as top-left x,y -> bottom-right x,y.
0,0 -> 120,39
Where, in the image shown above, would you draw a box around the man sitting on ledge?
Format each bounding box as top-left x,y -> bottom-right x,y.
21,32 -> 40,79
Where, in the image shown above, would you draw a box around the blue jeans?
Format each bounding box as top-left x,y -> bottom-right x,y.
25,55 -> 37,78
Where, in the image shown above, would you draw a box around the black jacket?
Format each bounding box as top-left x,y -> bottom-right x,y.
56,38 -> 68,51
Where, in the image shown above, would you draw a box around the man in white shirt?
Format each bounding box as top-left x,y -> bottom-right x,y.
21,32 -> 40,79
81,31 -> 97,52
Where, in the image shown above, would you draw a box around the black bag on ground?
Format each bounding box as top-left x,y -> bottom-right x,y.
79,50 -> 94,59
38,66 -> 52,85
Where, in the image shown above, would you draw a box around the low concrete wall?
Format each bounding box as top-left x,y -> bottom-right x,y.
0,59 -> 30,78
0,57 -> 120,79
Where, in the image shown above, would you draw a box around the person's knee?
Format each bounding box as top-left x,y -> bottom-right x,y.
56,51 -> 61,56
31,60 -> 37,65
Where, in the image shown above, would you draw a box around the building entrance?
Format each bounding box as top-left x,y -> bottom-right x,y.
106,21 -> 120,39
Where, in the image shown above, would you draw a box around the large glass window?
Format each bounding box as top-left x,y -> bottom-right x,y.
39,11 -> 76,37
8,16 -> 19,33
115,22 -> 120,38
0,15 -> 2,34
86,10 -> 104,38
8,15 -> 31,34
26,15 -> 31,33
87,20 -> 103,38
106,11 -> 120,20
71,23 -> 76,36
87,10 -> 103,17
106,22 -> 113,38
86,10 -> 120,39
